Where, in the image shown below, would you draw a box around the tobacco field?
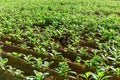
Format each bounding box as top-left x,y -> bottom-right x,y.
0,0 -> 120,80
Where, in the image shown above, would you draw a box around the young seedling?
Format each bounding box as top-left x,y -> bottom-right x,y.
79,72 -> 92,80
11,52 -> 23,59
0,57 -> 8,70
14,69 -> 24,78
26,70 -> 49,80
56,62 -> 71,79
24,54 -> 34,64
91,70 -> 112,80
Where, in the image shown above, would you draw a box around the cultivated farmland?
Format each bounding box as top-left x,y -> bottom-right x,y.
0,0 -> 120,80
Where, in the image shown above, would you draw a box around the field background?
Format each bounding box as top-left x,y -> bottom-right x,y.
0,0 -> 120,80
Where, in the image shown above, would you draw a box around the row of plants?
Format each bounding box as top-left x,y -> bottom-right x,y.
0,0 -> 120,80
0,36 -> 120,80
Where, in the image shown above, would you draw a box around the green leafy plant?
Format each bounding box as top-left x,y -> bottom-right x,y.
75,56 -> 81,63
79,72 -> 92,80
0,57 -> 8,70
56,62 -> 71,78
114,68 -> 120,76
24,54 -> 34,64
26,70 -> 49,80
91,70 -> 111,80
14,69 -> 24,78
11,52 -> 23,59
33,58 -> 52,70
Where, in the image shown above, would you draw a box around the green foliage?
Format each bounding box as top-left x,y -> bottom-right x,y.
0,57 -> 8,70
56,62 -> 71,78
26,70 -> 49,80
0,0 -> 120,79
91,70 -> 111,80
